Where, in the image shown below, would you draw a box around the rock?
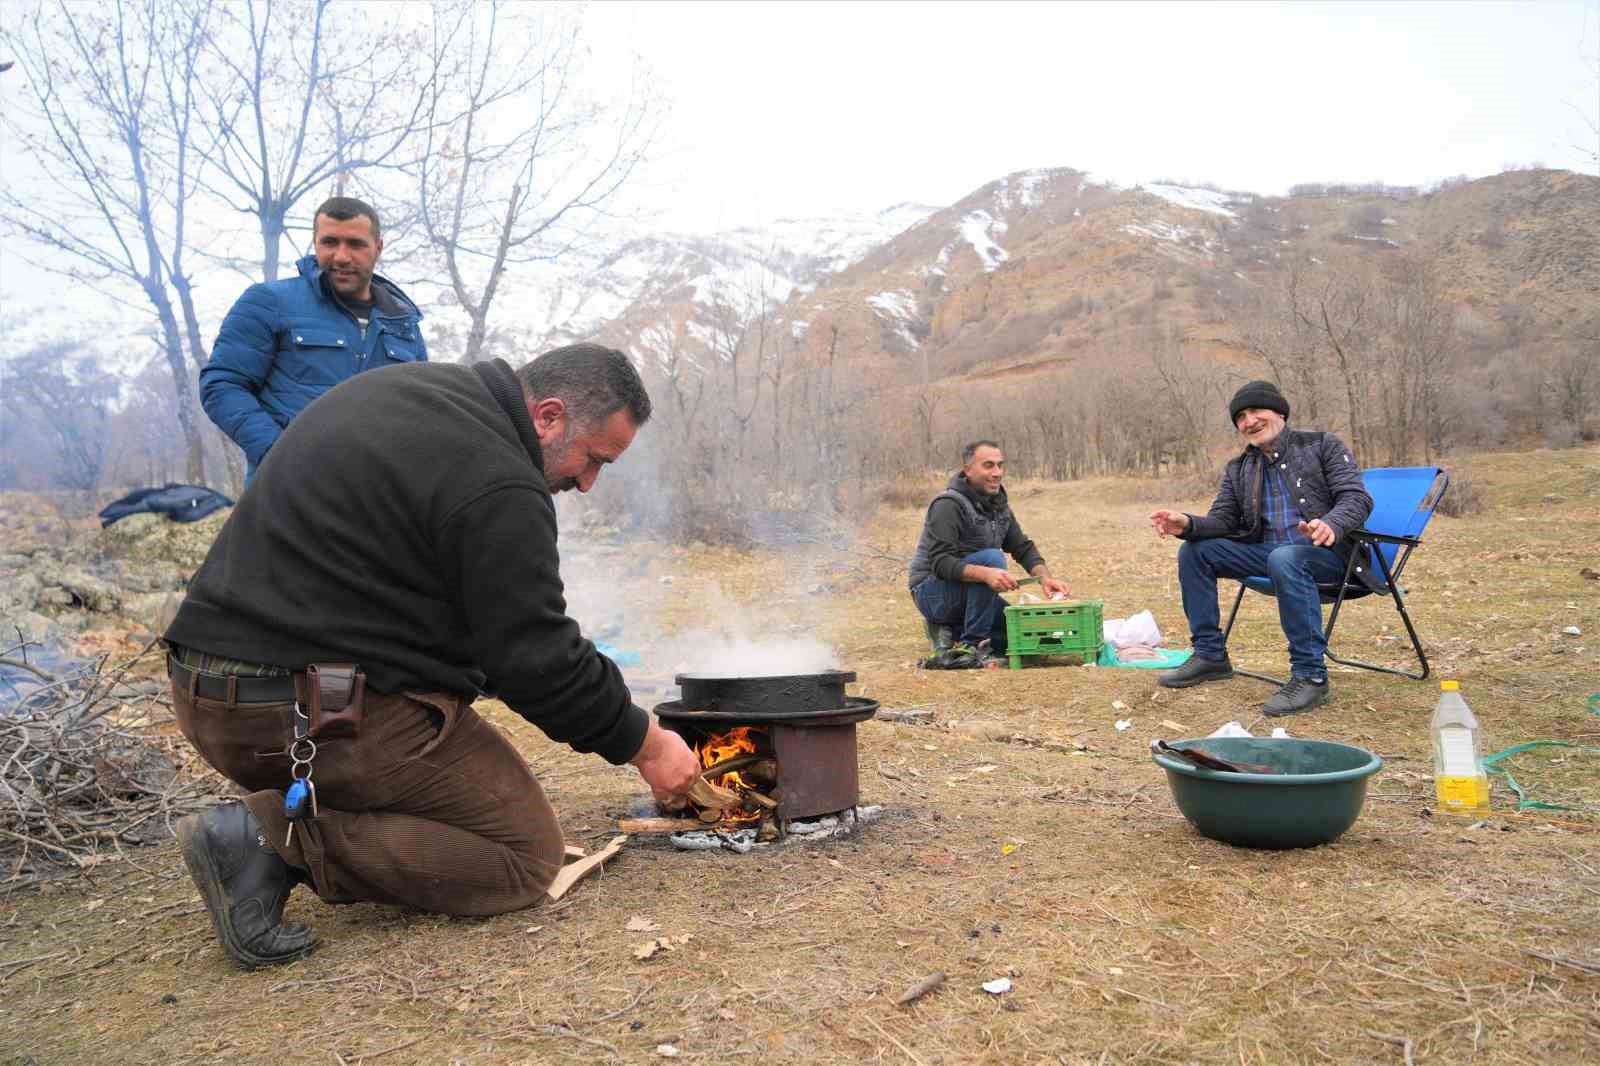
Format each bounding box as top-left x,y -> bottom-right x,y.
8,611 -> 61,643
0,553 -> 31,570
90,510 -> 227,571
123,590 -> 182,634
53,569 -> 122,613
1563,625 -> 1582,637
115,559 -> 184,593
0,571 -> 42,613
94,512 -> 166,548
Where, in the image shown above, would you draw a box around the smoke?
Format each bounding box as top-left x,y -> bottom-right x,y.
555,499 -> 849,692
660,631 -> 841,678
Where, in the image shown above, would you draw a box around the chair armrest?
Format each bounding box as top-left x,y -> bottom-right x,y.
1347,528 -> 1421,548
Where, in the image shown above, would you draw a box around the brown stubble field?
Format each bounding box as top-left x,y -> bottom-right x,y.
2,447 -> 1598,1065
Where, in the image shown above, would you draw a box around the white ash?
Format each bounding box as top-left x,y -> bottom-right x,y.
670,828 -> 757,853
668,805 -> 883,852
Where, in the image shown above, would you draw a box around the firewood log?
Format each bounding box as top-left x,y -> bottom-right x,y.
687,776 -> 740,810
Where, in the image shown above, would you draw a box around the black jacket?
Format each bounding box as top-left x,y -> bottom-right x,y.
1180,426 -> 1373,564
166,358 -> 647,765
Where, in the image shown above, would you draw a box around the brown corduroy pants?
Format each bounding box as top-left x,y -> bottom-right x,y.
171,680 -> 565,916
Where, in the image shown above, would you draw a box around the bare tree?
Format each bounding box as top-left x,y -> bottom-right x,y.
196,0 -> 436,282
1146,325 -> 1222,472
1234,261 -> 1329,426
1542,319 -> 1599,444
1,0 -> 216,482
2,343 -> 117,495
415,1 -> 659,363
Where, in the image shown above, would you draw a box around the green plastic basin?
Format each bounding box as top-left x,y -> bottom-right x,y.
1151,737 -> 1382,850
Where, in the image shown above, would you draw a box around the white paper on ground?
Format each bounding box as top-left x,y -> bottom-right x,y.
1207,720 -> 1254,738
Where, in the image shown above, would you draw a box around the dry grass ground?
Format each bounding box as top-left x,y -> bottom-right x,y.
3,448 -> 1599,1065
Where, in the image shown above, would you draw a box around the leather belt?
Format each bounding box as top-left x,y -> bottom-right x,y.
167,654 -> 297,704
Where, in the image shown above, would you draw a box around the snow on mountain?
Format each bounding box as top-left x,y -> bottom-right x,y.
1140,183 -> 1248,218
423,201 -> 940,363
866,289 -> 921,350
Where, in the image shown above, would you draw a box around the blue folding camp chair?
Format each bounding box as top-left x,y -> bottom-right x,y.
1222,466 -> 1450,684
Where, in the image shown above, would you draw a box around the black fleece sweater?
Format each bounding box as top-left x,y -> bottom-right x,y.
166,358 -> 648,765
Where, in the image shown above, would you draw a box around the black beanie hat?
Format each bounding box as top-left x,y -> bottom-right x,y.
1228,380 -> 1290,425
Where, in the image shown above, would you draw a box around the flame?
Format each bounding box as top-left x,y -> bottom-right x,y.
695,726 -> 769,824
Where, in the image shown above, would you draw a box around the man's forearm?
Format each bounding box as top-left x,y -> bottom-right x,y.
1028,563 -> 1053,580
960,563 -> 994,583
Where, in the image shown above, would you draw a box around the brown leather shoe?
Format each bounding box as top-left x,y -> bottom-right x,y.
177,802 -> 319,969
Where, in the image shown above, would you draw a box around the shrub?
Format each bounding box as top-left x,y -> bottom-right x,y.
1435,467 -> 1482,517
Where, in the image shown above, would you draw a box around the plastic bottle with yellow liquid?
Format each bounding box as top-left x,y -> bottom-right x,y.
1430,680 -> 1490,815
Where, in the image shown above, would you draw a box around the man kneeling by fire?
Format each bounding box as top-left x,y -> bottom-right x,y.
164,344 -> 700,968
907,440 -> 1071,668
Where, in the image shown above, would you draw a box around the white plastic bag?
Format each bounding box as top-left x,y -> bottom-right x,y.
1103,609 -> 1162,650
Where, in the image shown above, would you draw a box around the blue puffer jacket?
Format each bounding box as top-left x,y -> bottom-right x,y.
199,255 -> 427,478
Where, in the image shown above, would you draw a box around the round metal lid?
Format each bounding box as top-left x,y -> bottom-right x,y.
652,695 -> 879,727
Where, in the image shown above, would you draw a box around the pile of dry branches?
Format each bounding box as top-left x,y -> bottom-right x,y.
1,636 -> 219,890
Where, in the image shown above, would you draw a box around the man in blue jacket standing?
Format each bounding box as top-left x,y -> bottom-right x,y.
1149,381 -> 1373,716
201,197 -> 427,480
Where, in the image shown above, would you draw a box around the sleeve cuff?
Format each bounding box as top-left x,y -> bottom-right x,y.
596,702 -> 652,766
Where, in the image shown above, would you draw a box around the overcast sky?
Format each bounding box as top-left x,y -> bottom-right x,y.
1,0 -> 1595,345
586,0 -> 1599,230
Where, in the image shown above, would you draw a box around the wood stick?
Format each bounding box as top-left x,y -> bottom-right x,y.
563,844 -> 587,859
1362,1030 -> 1416,1066
741,788 -> 779,811
687,777 -> 740,810
878,708 -> 936,725
895,970 -> 946,1006
702,753 -> 765,778
545,835 -> 627,901
618,818 -> 703,833
1525,949 -> 1600,975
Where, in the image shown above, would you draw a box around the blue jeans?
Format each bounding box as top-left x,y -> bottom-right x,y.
1177,540 -> 1348,680
912,548 -> 1009,652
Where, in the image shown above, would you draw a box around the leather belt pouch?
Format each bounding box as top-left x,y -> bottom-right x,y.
295,663 -> 366,739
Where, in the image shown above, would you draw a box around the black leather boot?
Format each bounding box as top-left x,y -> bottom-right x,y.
177,802 -> 319,969
923,618 -> 955,653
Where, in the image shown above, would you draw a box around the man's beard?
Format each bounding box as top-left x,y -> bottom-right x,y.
542,427 -> 579,493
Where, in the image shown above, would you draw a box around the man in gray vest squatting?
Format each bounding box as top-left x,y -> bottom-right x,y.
907,440 -> 1071,667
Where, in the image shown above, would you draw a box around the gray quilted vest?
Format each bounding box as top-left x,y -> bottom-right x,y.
906,484 -> 1014,590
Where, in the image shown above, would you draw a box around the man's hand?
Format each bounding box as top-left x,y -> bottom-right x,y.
983,567 -> 1020,592
1039,576 -> 1072,598
1149,510 -> 1190,537
1297,518 -> 1337,547
628,715 -> 701,806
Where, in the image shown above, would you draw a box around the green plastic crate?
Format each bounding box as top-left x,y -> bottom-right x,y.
1003,599 -> 1103,670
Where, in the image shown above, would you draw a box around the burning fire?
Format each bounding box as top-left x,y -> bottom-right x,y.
694,726 -> 771,824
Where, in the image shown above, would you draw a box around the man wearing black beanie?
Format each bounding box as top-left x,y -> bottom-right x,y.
1148,381 -> 1372,715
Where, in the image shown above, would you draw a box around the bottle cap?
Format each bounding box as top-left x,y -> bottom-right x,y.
1440,680 -> 1460,691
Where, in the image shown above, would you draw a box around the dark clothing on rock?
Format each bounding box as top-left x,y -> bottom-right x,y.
98,483 -> 233,527
906,474 -> 1046,591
